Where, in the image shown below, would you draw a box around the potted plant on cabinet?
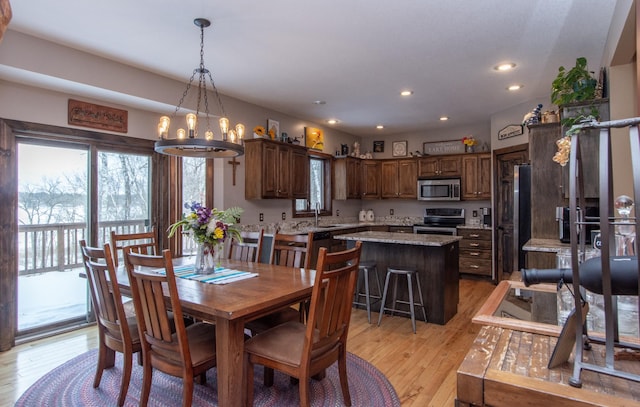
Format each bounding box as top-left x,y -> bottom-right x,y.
550,56 -> 600,130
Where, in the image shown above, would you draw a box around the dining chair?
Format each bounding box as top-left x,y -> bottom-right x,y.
228,229 -> 264,262
123,247 -> 217,407
79,240 -> 141,407
245,232 -> 313,336
244,241 -> 362,407
110,227 -> 158,267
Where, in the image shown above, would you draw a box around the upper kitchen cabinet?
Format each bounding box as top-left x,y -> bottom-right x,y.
381,159 -> 418,199
418,155 -> 462,178
333,156 -> 361,200
361,160 -> 382,199
461,153 -> 491,200
244,138 -> 309,199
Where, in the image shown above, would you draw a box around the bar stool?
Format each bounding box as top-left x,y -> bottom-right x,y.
377,266 -> 427,333
352,260 -> 382,323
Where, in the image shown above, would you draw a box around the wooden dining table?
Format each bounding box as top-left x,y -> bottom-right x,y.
115,257 -> 315,407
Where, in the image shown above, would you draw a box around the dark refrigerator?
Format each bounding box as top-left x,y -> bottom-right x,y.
513,164 -> 531,271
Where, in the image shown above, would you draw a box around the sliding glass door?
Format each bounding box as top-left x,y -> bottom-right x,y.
16,142 -> 90,333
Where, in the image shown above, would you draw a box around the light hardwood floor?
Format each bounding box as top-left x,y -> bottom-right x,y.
0,278 -> 495,407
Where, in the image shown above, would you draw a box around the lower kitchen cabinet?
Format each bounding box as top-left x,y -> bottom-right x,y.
458,228 -> 492,277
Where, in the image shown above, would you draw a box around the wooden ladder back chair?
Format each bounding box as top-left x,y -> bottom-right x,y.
79,240 -> 141,407
228,229 -> 264,262
110,227 -> 158,267
269,232 -> 313,269
245,241 -> 363,407
246,232 -> 314,337
123,248 -> 217,407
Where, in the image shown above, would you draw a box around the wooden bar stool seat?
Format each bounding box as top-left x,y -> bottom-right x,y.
377,266 -> 427,333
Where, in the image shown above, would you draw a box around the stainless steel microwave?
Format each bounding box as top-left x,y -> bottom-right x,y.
417,178 -> 461,201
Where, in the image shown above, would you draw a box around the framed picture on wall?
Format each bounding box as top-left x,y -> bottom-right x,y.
392,140 -> 407,157
267,119 -> 279,140
304,127 -> 324,151
373,140 -> 384,153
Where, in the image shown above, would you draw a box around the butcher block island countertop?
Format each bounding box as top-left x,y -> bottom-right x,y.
335,231 -> 461,325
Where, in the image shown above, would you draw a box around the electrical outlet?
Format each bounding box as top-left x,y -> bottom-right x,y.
336,209 -> 340,216
472,210 -> 478,217
259,213 -> 264,222
281,212 -> 286,220
390,209 -> 394,215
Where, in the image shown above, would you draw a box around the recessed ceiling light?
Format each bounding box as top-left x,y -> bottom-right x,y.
400,90 -> 413,96
327,119 -> 339,125
494,62 -> 516,71
376,125 -> 384,129
312,100 -> 326,105
439,116 -> 449,121
507,84 -> 523,91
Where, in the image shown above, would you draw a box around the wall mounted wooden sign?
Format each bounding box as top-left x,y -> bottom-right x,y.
68,99 -> 128,133
422,139 -> 465,155
498,124 -> 523,140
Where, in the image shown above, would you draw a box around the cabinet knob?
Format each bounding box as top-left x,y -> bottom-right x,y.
469,252 -> 480,256
470,264 -> 480,269
469,234 -> 480,238
469,242 -> 480,247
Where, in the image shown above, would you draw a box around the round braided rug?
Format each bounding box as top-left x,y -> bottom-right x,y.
15,349 -> 400,406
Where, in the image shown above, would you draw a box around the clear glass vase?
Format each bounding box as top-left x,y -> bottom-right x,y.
194,242 -> 221,274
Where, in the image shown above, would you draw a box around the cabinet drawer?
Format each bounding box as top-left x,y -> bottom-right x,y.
459,240 -> 492,250
458,229 -> 491,240
459,258 -> 492,276
460,249 -> 491,260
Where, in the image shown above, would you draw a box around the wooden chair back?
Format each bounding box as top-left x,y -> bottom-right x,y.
304,241 -> 362,362
123,248 -> 191,377
110,227 -> 158,267
80,240 -> 133,347
80,240 -> 140,406
269,232 -> 313,269
228,229 -> 264,262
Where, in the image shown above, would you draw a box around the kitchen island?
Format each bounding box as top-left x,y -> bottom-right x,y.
335,231 -> 462,325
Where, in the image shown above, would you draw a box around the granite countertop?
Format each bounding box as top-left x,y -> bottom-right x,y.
523,238 -> 570,253
457,225 -> 493,230
334,230 -> 462,247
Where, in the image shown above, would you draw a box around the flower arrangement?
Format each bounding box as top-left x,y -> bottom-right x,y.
552,135 -> 571,166
168,202 -> 243,246
253,125 -> 266,137
462,136 -> 477,147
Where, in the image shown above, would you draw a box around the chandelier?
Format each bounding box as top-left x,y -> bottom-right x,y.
155,18 -> 244,158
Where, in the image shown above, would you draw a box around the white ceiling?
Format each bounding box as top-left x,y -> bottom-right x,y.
6,0 -> 619,137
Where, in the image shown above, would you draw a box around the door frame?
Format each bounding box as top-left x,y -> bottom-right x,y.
493,143 -> 529,282
0,118 -> 161,350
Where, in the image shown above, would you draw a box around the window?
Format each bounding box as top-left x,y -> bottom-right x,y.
294,154 -> 332,217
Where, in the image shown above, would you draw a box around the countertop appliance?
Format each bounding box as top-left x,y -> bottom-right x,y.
417,178 -> 461,201
413,207 -> 465,235
480,207 -> 491,227
556,206 -> 599,243
513,164 -> 531,272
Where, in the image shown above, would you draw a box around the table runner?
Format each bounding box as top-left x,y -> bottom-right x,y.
159,264 -> 258,285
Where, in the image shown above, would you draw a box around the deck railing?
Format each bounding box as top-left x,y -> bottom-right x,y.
17,220 -> 149,276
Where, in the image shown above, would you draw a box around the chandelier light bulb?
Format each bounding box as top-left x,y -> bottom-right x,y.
205,130 -> 214,141
186,113 -> 197,138
177,128 -> 186,139
235,123 -> 245,141
228,129 -> 237,143
219,117 -> 230,139
158,116 -> 170,138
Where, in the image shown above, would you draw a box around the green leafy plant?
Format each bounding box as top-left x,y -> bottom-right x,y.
551,57 -> 599,129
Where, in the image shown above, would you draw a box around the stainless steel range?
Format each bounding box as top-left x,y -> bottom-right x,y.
413,208 -> 465,235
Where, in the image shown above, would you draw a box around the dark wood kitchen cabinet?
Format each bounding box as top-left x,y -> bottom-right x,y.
244,138 -> 308,199
461,153 -> 491,200
458,228 -> 492,277
333,156 -> 361,199
361,160 -> 381,199
381,159 -> 417,199
418,155 -> 462,178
